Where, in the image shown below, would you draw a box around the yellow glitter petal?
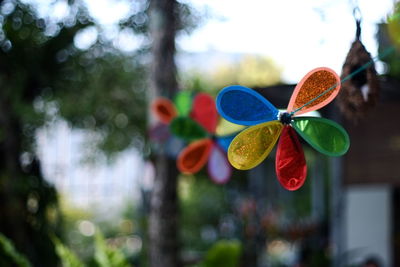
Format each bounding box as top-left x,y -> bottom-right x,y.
287,67 -> 341,115
227,121 -> 283,170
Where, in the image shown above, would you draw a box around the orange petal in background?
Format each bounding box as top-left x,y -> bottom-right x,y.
177,139 -> 213,174
287,67 -> 341,115
151,98 -> 177,124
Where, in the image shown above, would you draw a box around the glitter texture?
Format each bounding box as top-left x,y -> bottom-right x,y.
287,68 -> 340,115
276,126 -> 307,191
217,85 -> 279,126
228,121 -> 283,170
292,117 -> 350,156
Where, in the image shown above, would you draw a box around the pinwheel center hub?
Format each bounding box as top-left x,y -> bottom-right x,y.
279,112 -> 292,125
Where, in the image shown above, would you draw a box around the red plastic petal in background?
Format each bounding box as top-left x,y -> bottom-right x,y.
190,93 -> 218,134
275,126 -> 307,191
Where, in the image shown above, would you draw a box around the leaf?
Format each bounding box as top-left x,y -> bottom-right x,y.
0,233 -> 32,267
51,236 -> 84,267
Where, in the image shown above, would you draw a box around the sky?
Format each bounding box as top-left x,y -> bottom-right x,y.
26,0 -> 395,82
177,0 -> 395,82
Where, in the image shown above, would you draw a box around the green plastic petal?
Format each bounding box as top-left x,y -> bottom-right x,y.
292,117 -> 350,156
170,117 -> 207,141
174,91 -> 192,116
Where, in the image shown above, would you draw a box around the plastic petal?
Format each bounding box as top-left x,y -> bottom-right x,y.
166,136 -> 186,158
177,139 -> 213,174
170,117 -> 208,141
215,118 -> 246,136
292,117 -> 350,156
216,85 -> 279,126
287,67 -> 341,115
228,121 -> 283,170
216,134 -> 236,152
174,91 -> 192,116
208,143 -> 232,184
151,98 -> 177,124
190,93 -> 218,134
276,126 -> 307,191
148,123 -> 170,143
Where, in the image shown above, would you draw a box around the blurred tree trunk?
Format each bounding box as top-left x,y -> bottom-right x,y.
148,1 -> 181,267
0,87 -> 60,266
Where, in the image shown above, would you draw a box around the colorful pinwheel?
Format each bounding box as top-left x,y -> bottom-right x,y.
216,67 -> 350,191
152,92 -> 238,184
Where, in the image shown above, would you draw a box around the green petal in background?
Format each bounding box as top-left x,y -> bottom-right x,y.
292,116 -> 350,156
174,91 -> 192,116
170,117 -> 207,141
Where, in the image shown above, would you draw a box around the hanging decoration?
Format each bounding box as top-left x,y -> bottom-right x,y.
151,92 -> 239,184
216,67 -> 350,191
337,8 -> 380,121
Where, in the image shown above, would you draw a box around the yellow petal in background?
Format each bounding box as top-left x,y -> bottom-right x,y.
228,121 -> 283,170
215,117 -> 246,136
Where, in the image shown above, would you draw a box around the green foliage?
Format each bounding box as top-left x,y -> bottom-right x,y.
211,55 -> 282,89
201,240 -> 242,267
379,3 -> 400,79
94,231 -> 131,267
52,236 -> 85,267
180,175 -> 232,251
0,233 -> 32,267
53,45 -> 147,155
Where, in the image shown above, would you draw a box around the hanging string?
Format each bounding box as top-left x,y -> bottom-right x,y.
290,46 -> 395,115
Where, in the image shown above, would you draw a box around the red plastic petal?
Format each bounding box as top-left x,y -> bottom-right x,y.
151,98 -> 177,124
275,126 -> 307,191
177,139 -> 213,174
190,93 -> 218,134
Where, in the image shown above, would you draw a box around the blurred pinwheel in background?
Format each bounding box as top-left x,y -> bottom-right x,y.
151,92 -> 243,184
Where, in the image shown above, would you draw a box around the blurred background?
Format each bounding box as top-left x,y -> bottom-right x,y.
0,0 -> 399,266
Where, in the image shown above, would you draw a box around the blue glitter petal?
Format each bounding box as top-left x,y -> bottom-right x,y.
216,85 -> 279,126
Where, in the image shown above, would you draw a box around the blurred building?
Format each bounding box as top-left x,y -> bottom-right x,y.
36,119 -> 143,213
342,76 -> 400,267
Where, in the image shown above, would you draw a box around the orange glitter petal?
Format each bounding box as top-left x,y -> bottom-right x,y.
151,98 -> 178,124
177,139 -> 213,174
287,67 -> 341,115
